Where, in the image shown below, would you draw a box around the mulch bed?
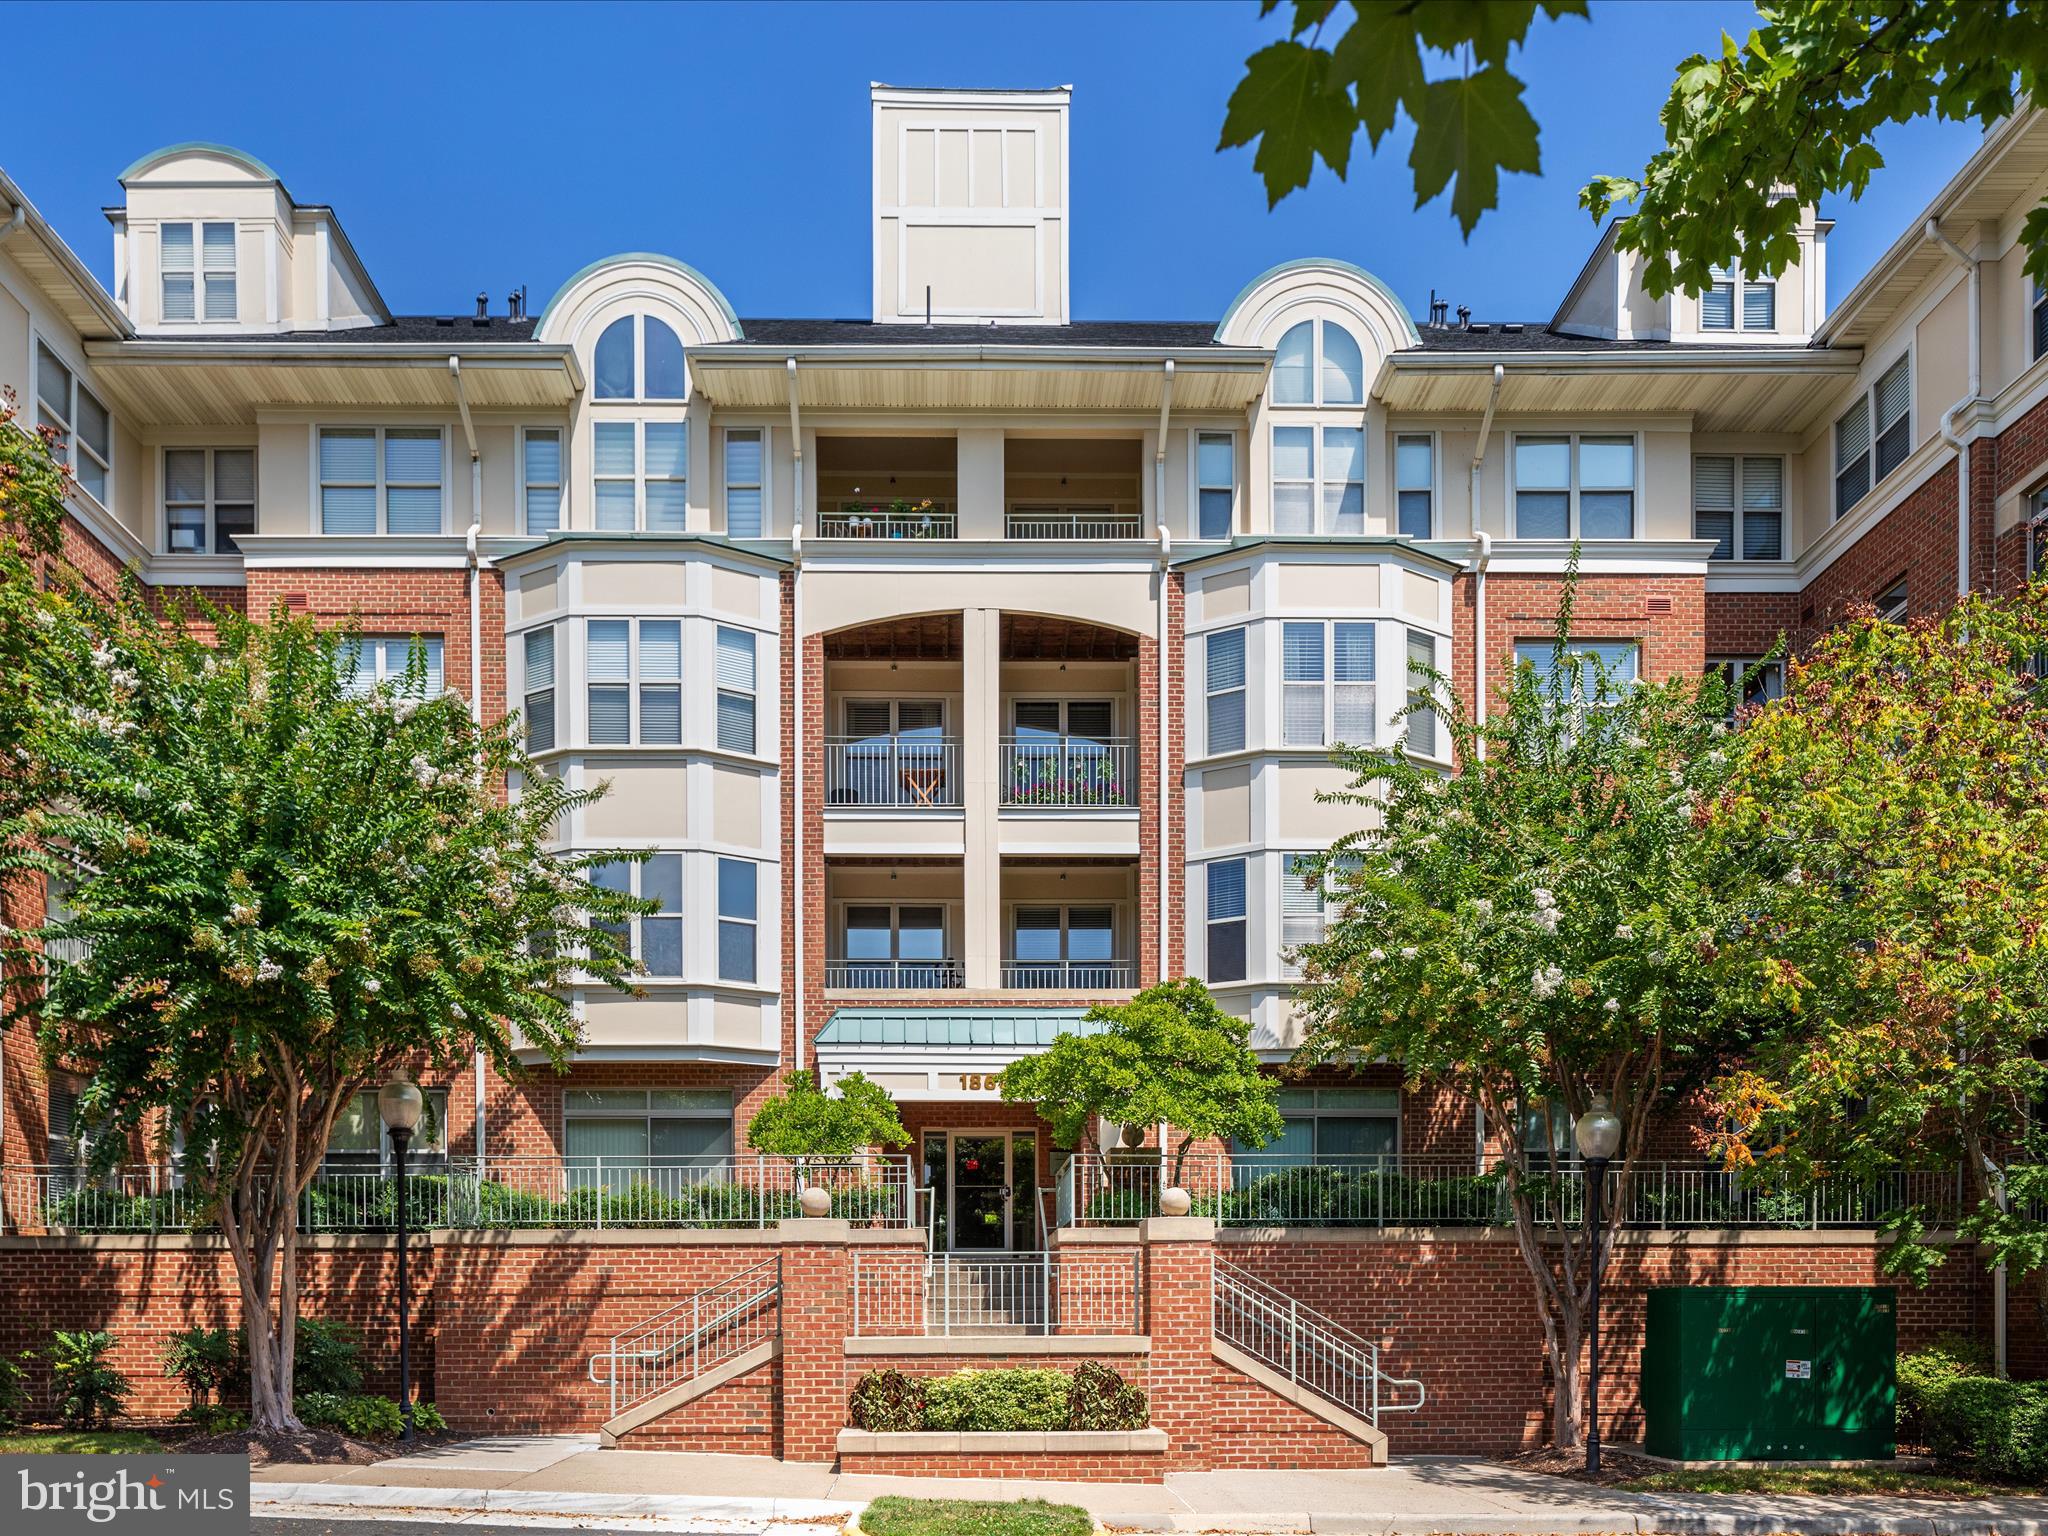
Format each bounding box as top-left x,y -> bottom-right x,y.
1502,1445 -> 1662,1488
173,1426 -> 399,1465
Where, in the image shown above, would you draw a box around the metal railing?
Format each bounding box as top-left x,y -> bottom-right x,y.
1001,960 -> 1135,991
588,1257 -> 781,1419
1214,1259 -> 1424,1427
851,1249 -> 1144,1337
825,737 -> 961,808
3,1154 -> 918,1234
1006,510 -> 1143,541
1001,737 -> 1134,807
824,959 -> 965,990
819,503 -> 957,539
1060,1153 -> 1974,1231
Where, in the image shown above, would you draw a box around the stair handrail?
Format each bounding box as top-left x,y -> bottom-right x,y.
1213,1258 -> 1425,1424
586,1255 -> 781,1419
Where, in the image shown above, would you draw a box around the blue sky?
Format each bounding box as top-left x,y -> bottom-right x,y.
10,1 -> 1986,326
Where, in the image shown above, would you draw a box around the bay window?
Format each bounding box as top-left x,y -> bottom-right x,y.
589,853 -> 684,976
1404,630 -> 1438,755
1281,621 -> 1376,747
522,627 -> 556,752
717,858 -> 757,983
1205,629 -> 1246,755
716,627 -> 757,753
1206,858 -> 1247,984
1280,851 -> 1362,976
586,619 -> 682,745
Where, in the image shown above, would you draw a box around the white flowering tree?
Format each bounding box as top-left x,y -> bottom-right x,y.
6,596 -> 648,1436
1291,581 -> 1756,1449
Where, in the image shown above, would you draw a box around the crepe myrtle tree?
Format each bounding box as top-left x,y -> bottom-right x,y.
1706,587 -> 2048,1331
1000,978 -> 1283,1181
747,1069 -> 910,1159
7,597 -> 652,1434
1290,579 -> 1757,1450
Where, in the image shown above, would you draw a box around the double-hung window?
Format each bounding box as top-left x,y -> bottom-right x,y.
1281,621 -> 1376,746
319,427 -> 444,534
716,627 -> 757,753
36,343 -> 111,503
1205,628 -> 1246,755
590,853 -> 684,976
1404,630 -> 1438,755
522,627 -> 557,752
1206,859 -> 1247,983
1395,435 -> 1434,539
1515,639 -> 1640,701
1692,455 -> 1784,561
717,858 -> 757,983
1009,906 -> 1118,987
338,635 -> 444,699
593,422 -> 688,532
1280,851 -> 1362,976
1272,426 -> 1364,535
724,429 -> 764,537
1705,658 -> 1784,728
163,448 -> 255,554
160,221 -> 235,323
1513,435 -> 1635,539
1834,354 -> 1911,518
523,429 -> 562,536
1701,267 -> 1774,332
586,619 -> 682,745
1196,432 -> 1235,539
2035,281 -> 2048,363
328,1087 -> 447,1171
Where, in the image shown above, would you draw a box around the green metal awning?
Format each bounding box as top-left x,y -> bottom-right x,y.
814,1007 -> 1104,1049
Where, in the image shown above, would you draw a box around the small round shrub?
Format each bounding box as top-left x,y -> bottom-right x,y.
922,1368 -> 1070,1433
1067,1360 -> 1147,1430
849,1368 -> 926,1433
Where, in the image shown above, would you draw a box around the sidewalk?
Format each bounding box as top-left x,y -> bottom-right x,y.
250,1436 -> 2048,1534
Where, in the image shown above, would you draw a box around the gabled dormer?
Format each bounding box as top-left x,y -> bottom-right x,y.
107,142 -> 389,335
1551,208 -> 1830,344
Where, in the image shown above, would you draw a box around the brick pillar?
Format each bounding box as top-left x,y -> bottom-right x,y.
1141,1215 -> 1215,1471
776,1219 -> 851,1462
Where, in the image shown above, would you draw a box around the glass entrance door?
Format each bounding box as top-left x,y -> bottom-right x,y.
949,1133 -> 1012,1250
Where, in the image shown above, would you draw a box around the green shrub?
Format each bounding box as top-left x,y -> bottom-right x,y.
850,1368 -> 927,1432
49,1330 -> 132,1429
409,1400 -> 447,1435
1066,1361 -> 1146,1431
1925,1375 -> 2048,1481
0,1352 -> 27,1430
295,1391 -> 404,1439
1898,1333 -> 1993,1445
922,1369 -> 1072,1433
183,1404 -> 248,1435
292,1317 -> 364,1396
161,1326 -> 241,1414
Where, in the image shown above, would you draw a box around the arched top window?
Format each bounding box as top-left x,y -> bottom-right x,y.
1270,317 -> 1364,407
593,314 -> 689,401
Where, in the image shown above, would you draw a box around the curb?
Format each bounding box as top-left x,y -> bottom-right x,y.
252,1480 -> 861,1526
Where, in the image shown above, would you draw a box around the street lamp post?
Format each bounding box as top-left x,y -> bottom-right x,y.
378,1072 -> 425,1444
1573,1094 -> 1623,1475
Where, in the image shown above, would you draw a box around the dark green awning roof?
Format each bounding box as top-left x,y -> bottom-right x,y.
815,1008 -> 1103,1048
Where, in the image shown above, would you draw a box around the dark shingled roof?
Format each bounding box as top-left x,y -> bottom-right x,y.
1408,322 -> 1821,353
133,315 -> 543,345
726,318 -> 1227,348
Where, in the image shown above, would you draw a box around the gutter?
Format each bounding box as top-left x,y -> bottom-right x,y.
788,357 -> 806,1078
1153,360 -> 1174,991
1469,365 -> 1504,752
450,355 -> 488,1166
1925,220 -> 1980,597
0,203 -> 25,249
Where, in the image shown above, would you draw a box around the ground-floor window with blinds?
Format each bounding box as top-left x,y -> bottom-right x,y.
563,1089 -> 735,1187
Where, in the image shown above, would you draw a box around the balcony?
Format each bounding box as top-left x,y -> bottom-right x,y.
1001,959 -> 1135,990
1003,436 -> 1141,542
826,958 -> 965,991
820,501 -> 957,539
1001,736 -> 1134,808
1005,508 -> 1142,541
825,736 -> 962,808
817,436 -> 956,538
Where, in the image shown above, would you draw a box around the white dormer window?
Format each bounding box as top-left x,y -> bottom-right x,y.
1701,266 -> 1774,332
161,222 -> 235,323
1272,319 -> 1364,406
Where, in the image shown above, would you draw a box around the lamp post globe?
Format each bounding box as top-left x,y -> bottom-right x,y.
379,1071 -> 423,1442
1573,1094 -> 1621,1475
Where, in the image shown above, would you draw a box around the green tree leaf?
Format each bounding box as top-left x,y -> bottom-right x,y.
1327,3 -> 1427,147
1220,39 -> 1359,205
1409,66 -> 1542,236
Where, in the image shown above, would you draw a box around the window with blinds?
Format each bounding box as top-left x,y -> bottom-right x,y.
523,628 -> 556,752
1206,858 -> 1246,983
582,619 -> 682,745
161,222 -> 236,323
319,427 -> 443,535
640,621 -> 682,743
1197,432 -> 1234,539
36,342 -> 111,504
1701,267 -> 1773,332
1205,629 -> 1246,755
1692,455 -> 1783,561
718,858 -> 757,983
1836,355 -> 1910,518
1701,269 -> 1735,331
337,635 -> 444,699
163,447 -> 255,555
1515,639 -> 1640,703
1743,276 -> 1776,331
716,627 -> 757,753
1396,435 -> 1434,539
725,430 -> 764,537
1282,622 -> 1376,746
1272,426 -> 1364,536
1273,426 -> 1314,534
1405,630 -> 1437,755
524,430 -> 562,536
2036,281 -> 2048,363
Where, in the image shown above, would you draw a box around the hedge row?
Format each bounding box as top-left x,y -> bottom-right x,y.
847,1363 -> 1147,1433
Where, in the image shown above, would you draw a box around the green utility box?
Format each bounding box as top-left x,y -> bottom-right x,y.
1641,1286 -> 1895,1461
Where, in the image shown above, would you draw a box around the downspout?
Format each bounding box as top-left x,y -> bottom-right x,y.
1469,364 -> 1504,755
1155,359 -> 1175,1185
1,204 -> 26,1169
450,356 -> 488,1165
787,357 -> 806,1076
1925,220 -> 1980,597
0,203 -> 25,249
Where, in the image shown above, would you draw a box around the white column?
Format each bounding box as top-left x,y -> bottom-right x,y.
961,607 -> 1002,988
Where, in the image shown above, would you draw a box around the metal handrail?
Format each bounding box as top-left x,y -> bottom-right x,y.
1214,1258 -> 1424,1426
587,1256 -> 781,1419
1000,736 -> 1134,808
825,958 -> 964,990
1006,509 -> 1142,541
825,736 -> 961,808
819,503 -> 957,538
1001,960 -> 1135,990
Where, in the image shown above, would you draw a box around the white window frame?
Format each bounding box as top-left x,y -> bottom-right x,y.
1701,266 -> 1775,332
1692,454 -> 1785,562
563,1088 -> 734,1164
1511,433 -> 1638,540
1204,627 -> 1247,756
715,626 -> 758,754
317,426 -> 447,535
584,618 -> 683,746
161,446 -> 256,556
1873,576 -> 1909,624
1194,429 -> 1236,540
338,635 -> 444,699
1270,424 -> 1366,536
158,221 -> 236,324
1272,317 -> 1365,407
1405,629 -> 1439,756
592,421 -> 687,533
1280,620 -> 1376,748
1394,433 -> 1435,539
36,340 -> 111,506
1834,352 -> 1911,520
2034,281 -> 2048,364
522,625 -> 557,753
723,428 -> 766,538
593,313 -> 688,403
523,428 -> 563,537
1705,656 -> 1784,729
1280,851 -> 1361,977
1205,858 -> 1247,984
1513,638 -> 1642,703
717,857 -> 758,984
589,853 -> 685,977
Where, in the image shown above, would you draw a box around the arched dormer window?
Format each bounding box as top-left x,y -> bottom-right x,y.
594,315 -> 688,401
1272,318 -> 1363,407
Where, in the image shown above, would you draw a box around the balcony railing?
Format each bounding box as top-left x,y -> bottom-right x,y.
826,737 -> 961,808
1001,959 -> 1134,991
1059,1152 -> 1973,1230
819,502 -> 957,539
826,958 -> 965,990
1006,509 -> 1142,541
1001,737 -> 1134,808
1,1154 -> 918,1234
851,1250 -> 1144,1337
